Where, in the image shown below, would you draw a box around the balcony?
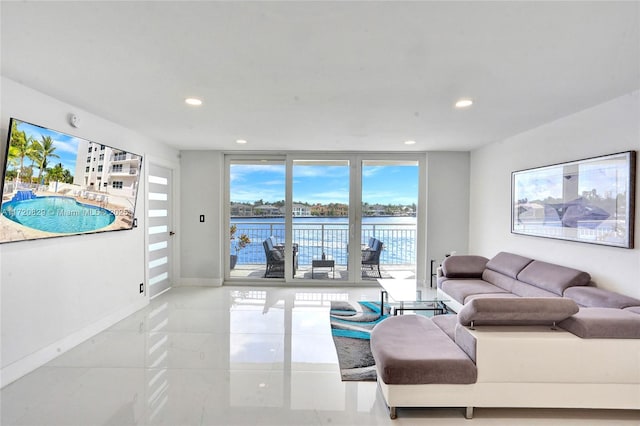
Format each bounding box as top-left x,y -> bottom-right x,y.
109,168 -> 139,177
229,220 -> 416,281
111,153 -> 141,164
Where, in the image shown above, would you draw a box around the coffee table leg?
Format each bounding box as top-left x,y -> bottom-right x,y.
380,290 -> 388,315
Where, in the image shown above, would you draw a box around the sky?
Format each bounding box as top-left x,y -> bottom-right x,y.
230,162 -> 418,205
11,119 -> 81,175
514,154 -> 630,202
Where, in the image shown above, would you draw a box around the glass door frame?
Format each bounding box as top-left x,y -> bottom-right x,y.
225,154 -> 287,282
286,155 -> 355,283
285,152 -> 426,285
224,152 -> 426,285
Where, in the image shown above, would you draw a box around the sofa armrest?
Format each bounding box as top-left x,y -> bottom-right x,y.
457,297 -> 579,326
440,255 -> 489,278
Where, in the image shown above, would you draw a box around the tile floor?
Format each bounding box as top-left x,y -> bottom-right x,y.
1,286 -> 638,426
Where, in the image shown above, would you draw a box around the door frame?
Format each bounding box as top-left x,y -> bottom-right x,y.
144,156 -> 180,298
223,152 -> 426,285
285,152 -> 425,285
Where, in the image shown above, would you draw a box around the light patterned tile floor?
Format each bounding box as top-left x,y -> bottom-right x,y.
1,286 -> 638,425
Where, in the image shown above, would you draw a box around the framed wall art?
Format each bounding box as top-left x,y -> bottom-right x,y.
512,151 -> 636,248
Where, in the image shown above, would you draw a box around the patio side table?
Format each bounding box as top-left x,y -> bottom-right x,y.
312,258 -> 335,278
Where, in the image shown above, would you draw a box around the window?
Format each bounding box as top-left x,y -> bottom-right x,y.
112,181 -> 123,189
112,164 -> 123,172
228,159 -> 285,280
361,160 -> 418,279
85,166 -> 90,172
86,156 -> 91,163
98,165 -> 103,172
225,154 -> 423,284
292,159 -> 350,281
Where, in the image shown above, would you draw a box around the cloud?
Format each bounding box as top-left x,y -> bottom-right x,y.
293,165 -> 348,178
231,164 -> 285,183
362,166 -> 383,177
231,186 -> 284,203
53,137 -> 81,155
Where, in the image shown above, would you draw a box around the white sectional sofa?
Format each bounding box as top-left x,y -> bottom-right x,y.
370,252 -> 640,419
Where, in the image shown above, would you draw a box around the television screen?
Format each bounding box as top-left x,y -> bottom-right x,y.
0,118 -> 143,243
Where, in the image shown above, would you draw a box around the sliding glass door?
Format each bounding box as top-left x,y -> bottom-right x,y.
228,159 -> 286,280
291,159 -> 350,281
361,160 -> 418,280
226,154 -> 423,284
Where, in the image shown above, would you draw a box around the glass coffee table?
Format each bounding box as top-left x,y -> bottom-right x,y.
377,279 -> 450,316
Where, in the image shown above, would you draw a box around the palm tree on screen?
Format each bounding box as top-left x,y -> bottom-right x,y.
10,129 -> 36,184
33,135 -> 59,185
46,163 -> 66,184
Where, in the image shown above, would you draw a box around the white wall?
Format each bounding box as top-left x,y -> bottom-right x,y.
426,151 -> 470,264
469,91 -> 640,298
179,150 -> 223,285
0,77 -> 179,386
178,151 -> 470,286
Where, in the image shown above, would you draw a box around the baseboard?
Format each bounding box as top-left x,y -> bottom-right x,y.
178,277 -> 223,287
0,298 -> 148,389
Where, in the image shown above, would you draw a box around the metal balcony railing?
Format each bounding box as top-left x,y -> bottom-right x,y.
231,221 -> 416,266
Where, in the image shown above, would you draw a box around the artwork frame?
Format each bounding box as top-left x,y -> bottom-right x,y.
511,151 -> 636,248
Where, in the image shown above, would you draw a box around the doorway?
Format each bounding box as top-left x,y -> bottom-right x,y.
147,163 -> 174,298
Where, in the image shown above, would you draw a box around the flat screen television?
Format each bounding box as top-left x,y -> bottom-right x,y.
0,117 -> 143,243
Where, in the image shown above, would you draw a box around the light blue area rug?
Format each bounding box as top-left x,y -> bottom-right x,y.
329,301 -> 389,381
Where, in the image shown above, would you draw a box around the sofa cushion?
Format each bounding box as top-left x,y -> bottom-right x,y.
454,323 -> 477,362
463,292 -> 520,304
371,315 -> 477,385
485,252 -> 533,279
517,260 -> 590,296
457,297 -> 579,326
441,255 -> 489,278
440,279 -> 509,305
563,286 -> 640,309
482,269 -> 518,292
510,281 -> 561,298
559,307 -> 640,338
431,313 -> 457,341
624,306 -> 640,315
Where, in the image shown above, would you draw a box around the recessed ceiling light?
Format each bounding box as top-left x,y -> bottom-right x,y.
236,139 -> 247,144
185,98 -> 203,106
455,99 -> 473,108
404,140 -> 416,145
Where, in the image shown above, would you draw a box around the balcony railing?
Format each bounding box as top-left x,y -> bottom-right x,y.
231,221 -> 416,266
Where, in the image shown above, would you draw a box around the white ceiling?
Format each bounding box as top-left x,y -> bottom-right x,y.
1,1 -> 639,152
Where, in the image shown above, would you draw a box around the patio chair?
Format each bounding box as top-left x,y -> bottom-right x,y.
362,238 -> 383,278
263,237 -> 285,278
271,236 -> 299,271
263,236 -> 298,278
